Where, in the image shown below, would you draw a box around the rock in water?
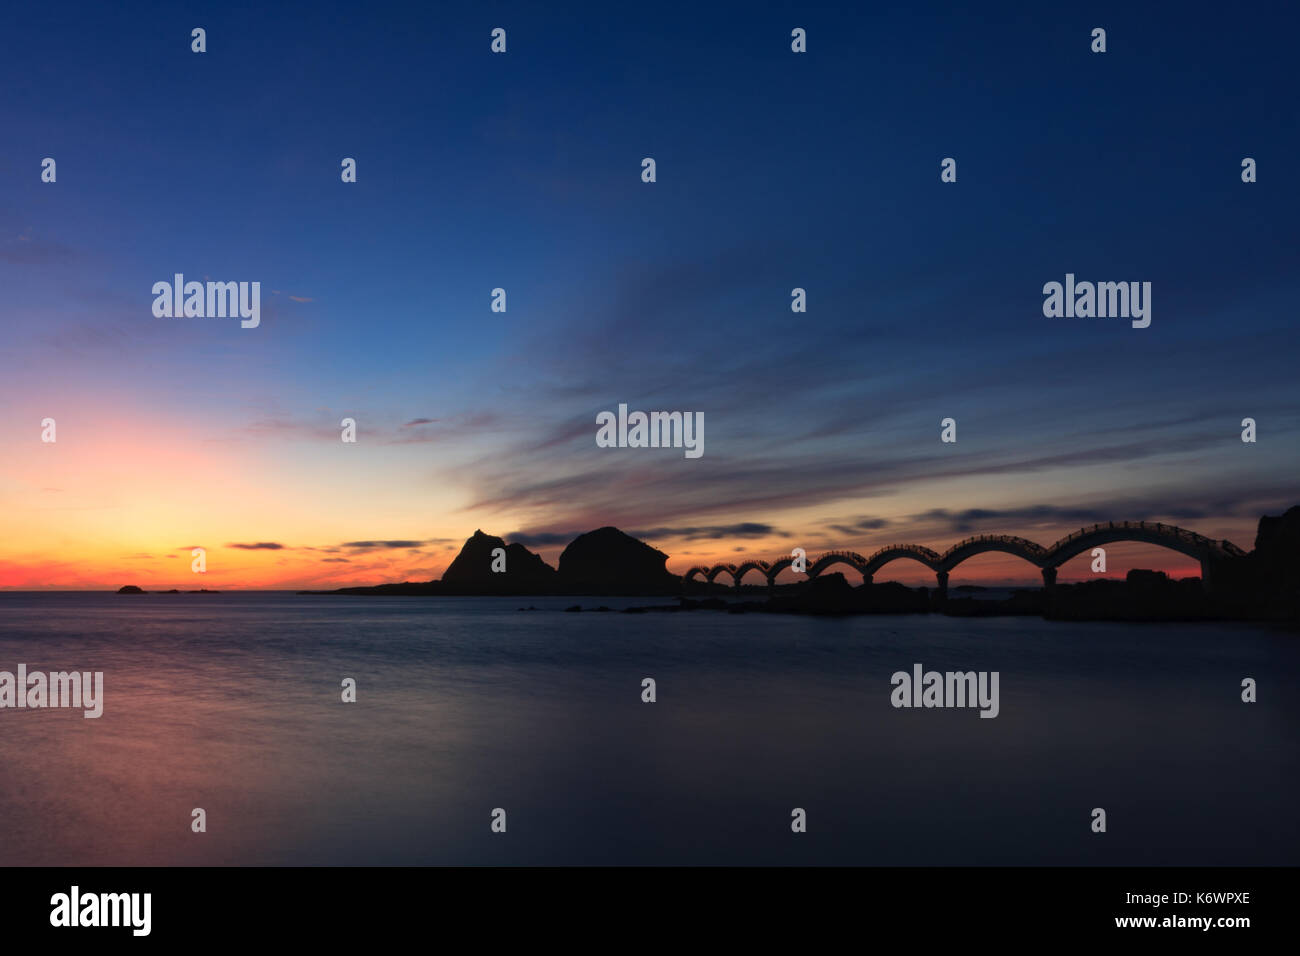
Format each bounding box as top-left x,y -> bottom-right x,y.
440,530 -> 558,594
558,527 -> 680,595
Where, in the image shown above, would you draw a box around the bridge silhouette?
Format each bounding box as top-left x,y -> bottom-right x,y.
683,521 -> 1247,596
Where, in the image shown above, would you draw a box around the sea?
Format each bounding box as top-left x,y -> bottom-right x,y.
0,591 -> 1295,866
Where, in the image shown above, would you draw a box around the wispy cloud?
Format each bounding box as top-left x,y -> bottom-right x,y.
627,522 -> 790,541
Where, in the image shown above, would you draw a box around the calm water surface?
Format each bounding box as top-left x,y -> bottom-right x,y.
1,592 -> 1295,865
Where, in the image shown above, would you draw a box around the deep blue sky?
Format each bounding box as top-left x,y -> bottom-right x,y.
2,1 -> 1297,587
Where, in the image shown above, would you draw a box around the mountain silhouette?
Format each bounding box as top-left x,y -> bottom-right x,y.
440,530 -> 559,594
558,526 -> 680,595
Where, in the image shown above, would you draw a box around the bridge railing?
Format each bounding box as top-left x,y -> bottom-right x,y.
811,551 -> 868,565
689,522 -> 1244,582
1047,522 -> 1234,559
948,533 -> 1048,553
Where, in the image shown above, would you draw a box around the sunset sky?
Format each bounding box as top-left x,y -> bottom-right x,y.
2,2 -> 1297,589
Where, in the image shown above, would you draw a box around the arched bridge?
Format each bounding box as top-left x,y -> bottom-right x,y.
682,521 -> 1246,594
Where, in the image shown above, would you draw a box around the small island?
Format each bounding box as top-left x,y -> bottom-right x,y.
115,585 -> 220,594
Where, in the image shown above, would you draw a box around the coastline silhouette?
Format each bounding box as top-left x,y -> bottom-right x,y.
233,507 -> 1299,623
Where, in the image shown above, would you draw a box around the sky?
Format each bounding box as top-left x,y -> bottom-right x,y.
1,1 -> 1297,589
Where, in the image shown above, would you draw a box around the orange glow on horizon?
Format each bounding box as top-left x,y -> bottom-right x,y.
0,392 -> 1256,590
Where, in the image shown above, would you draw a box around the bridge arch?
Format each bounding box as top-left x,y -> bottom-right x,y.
807,551 -> 871,583
766,557 -> 795,581
733,561 -> 771,586
861,545 -> 942,577
1044,522 -> 1242,585
705,564 -> 737,585
938,535 -> 1049,573
1048,522 -> 1219,565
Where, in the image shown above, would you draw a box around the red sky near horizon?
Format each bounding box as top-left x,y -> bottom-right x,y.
0,406 -> 1237,590
0,378 -> 1279,591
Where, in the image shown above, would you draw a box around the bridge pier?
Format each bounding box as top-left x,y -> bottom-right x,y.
1041,566 -> 1057,593
1200,557 -> 1218,593
935,571 -> 949,600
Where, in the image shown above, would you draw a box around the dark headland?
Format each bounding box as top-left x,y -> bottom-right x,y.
299,509 -> 1300,624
